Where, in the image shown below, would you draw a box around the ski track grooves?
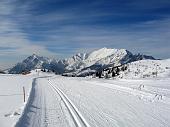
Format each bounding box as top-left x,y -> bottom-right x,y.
48,80 -> 90,127
84,80 -> 170,103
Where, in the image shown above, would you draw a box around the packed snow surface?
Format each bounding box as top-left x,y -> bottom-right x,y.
1,70 -> 170,127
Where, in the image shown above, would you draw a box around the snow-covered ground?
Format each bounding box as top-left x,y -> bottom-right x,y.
49,76 -> 170,127
0,73 -> 36,127
1,70 -> 170,127
119,59 -> 170,79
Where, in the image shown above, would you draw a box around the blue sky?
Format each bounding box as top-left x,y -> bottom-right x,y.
0,0 -> 170,69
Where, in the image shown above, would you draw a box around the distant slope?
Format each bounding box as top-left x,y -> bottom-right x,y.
119,59 -> 170,79
9,48 -> 155,74
94,59 -> 170,79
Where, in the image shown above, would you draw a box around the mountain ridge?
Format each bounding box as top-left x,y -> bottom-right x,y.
8,48 -> 156,74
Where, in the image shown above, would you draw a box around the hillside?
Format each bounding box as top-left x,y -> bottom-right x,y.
119,59 -> 170,79
94,59 -> 170,79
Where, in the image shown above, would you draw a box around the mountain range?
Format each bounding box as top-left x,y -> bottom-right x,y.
8,48 -> 155,75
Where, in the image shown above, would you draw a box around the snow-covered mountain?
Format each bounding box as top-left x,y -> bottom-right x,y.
9,54 -> 51,74
9,48 -> 155,74
64,48 -> 155,74
73,48 -> 155,76
65,48 -> 130,72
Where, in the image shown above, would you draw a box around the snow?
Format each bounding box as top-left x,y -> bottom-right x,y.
64,48 -> 122,71
86,48 -> 118,61
119,59 -> 170,79
0,74 -> 36,127
1,68 -> 170,127
49,76 -> 170,127
82,48 -> 128,67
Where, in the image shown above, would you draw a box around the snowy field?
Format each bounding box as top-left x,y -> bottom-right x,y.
119,59 -> 170,79
0,74 -> 35,127
1,71 -> 170,127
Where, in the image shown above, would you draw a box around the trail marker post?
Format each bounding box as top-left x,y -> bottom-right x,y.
23,87 -> 25,103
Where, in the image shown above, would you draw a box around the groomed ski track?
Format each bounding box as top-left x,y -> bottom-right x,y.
15,75 -> 170,127
15,76 -> 90,127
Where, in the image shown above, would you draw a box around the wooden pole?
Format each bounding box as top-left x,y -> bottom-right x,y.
23,87 -> 25,103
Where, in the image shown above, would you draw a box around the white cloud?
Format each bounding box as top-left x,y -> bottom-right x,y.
0,1 -> 57,68
0,19 -> 55,56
